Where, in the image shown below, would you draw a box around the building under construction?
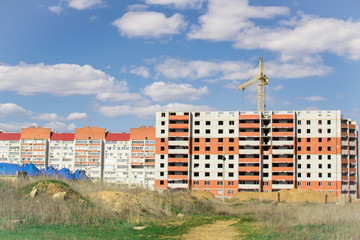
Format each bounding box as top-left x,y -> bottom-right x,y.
154,110 -> 358,199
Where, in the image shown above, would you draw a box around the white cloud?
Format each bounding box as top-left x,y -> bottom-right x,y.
96,92 -> 148,103
67,0 -> 104,10
43,121 -> 77,132
303,96 -> 325,102
302,106 -> 320,111
0,62 -> 131,99
129,66 -> 150,78
188,0 -> 289,41
0,103 -> 31,117
188,0 -> 360,60
112,11 -> 187,38
98,103 -> 215,118
0,122 -> 38,132
67,112 -> 88,121
273,85 -> 283,91
32,113 -> 59,121
49,5 -> 63,14
143,0 -> 205,9
143,81 -> 208,102
154,57 -> 331,81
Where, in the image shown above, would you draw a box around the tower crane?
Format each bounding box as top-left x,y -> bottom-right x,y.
237,57 -> 268,112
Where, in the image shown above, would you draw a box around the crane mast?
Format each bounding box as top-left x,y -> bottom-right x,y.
237,57 -> 268,112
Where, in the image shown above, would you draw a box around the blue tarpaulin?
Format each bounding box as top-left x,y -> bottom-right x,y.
0,163 -> 24,175
23,163 -> 41,176
58,167 -> 76,180
41,166 -> 59,178
72,169 -> 88,180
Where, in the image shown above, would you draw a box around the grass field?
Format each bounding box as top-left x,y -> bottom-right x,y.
1,178 -> 359,239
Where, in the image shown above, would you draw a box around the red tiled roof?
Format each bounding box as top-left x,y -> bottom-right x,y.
50,133 -> 75,141
106,133 -> 130,141
0,133 -> 21,140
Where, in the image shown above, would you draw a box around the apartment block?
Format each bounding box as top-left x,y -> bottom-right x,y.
155,110 -> 358,198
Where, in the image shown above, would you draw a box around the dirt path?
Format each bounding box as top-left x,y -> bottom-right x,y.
182,220 -> 240,240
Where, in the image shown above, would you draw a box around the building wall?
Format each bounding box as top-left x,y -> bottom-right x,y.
155,110 -> 358,199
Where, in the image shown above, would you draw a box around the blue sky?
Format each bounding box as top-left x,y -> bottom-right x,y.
0,0 -> 359,133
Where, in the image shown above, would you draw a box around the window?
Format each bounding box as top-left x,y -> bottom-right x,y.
319,155 -> 322,160
318,120 -> 322,125
160,180 -> 164,185
307,182 -> 311,186
161,112 -> 165,117
298,164 -> 302,169
194,138 -> 199,142
218,138 -> 223,143
205,155 -> 210,160
298,147 -> 301,151
161,129 -> 165,134
307,173 -> 311,177
307,138 -> 311,142
160,163 -> 164,168
298,138 -> 301,142
327,129 -> 331,133
307,147 -> 311,151
194,172 -> 199,177
161,138 -> 165,142
228,172 -> 234,177
307,129 -> 311,134
229,155 -> 234,160
229,121 -> 234,125
328,182 -> 331,186
217,172 -> 223,177
194,155 -> 199,159
194,163 -> 199,168
161,155 -> 164,159
327,120 -> 331,125
298,182 -> 302,186
319,182 -> 322,186
327,147 -> 331,151
218,129 -> 223,134
228,181 -> 234,186
218,146 -> 223,151
319,146 -> 322,151
263,182 -> 269,186
218,164 -> 223,168
319,173 -> 322,178
228,190 -> 234,195
218,121 -> 223,125
327,138 -> 331,142
264,164 -> 269,168
194,147 -> 199,151
306,120 -> 311,125
206,121 -> 210,125
195,121 -> 200,125
205,181 -> 210,185
229,164 -> 234,168
194,181 -> 199,185
298,120 -> 301,125
328,173 -> 331,178
318,129 -> 322,134
327,155 -> 331,160
229,138 -> 234,142
205,164 -> 210,168
307,155 -> 311,160
206,129 -> 210,134
195,129 -> 200,134
307,164 -> 311,169
205,172 -> 210,177
195,112 -> 200,117
319,164 -> 322,169
319,138 -> 322,142
218,155 -> 223,160
161,121 -> 165,125
160,172 -> 164,176
229,146 -> 234,151
161,146 -> 165,151
328,164 -> 331,169
298,155 -> 301,160
205,146 -> 210,151
206,138 -> 210,142
229,129 -> 235,134
298,129 -> 301,134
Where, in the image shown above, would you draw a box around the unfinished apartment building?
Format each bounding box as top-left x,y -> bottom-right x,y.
154,110 -> 358,198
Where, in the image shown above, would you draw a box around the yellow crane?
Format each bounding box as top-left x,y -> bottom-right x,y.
237,57 -> 268,112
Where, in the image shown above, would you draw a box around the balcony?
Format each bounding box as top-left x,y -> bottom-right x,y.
168,124 -> 189,129
168,148 -> 188,154
168,140 -> 188,146
272,149 -> 294,154
239,132 -> 260,137
169,131 -> 188,137
272,132 -> 293,137
167,183 -> 188,189
169,115 -> 189,120
239,123 -> 260,128
272,158 -> 293,163
272,175 -> 293,181
238,166 -> 260,172
272,123 -> 293,128
272,167 -> 293,172
239,149 -> 260,154
168,166 -> 188,172
168,158 -> 188,163
238,175 -> 259,181
272,141 -> 294,146
168,175 -> 188,180
238,158 -> 260,163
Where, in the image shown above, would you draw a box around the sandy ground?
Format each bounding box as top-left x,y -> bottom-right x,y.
182,220 -> 240,240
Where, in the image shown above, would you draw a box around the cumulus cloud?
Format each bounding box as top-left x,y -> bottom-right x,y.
273,85 -> 284,91
143,81 -> 208,102
67,0 -> 104,10
112,11 -> 187,38
43,121 -> 77,132
32,113 -> 59,121
143,0 -> 205,9
0,122 -> 38,132
0,103 -> 31,117
303,96 -> 325,102
96,92 -> 148,103
98,103 -> 215,118
188,0 -> 289,41
67,112 -> 88,121
49,5 -> 63,14
0,62 -> 135,101
154,57 -> 331,81
129,66 -> 150,78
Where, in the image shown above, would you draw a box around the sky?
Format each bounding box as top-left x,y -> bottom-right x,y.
0,0 -> 360,133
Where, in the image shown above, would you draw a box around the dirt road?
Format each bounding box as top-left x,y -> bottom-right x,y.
182,220 -> 240,240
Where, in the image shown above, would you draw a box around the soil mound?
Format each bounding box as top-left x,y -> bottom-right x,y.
191,191 -> 215,201
25,180 -> 82,201
233,189 -> 337,203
